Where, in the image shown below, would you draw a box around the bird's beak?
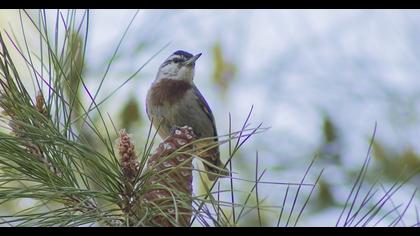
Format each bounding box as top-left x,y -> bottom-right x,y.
183,53 -> 202,66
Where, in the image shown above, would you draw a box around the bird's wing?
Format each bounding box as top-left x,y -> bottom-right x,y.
192,84 -> 218,138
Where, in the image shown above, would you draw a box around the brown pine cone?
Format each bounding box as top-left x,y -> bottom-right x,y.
144,126 -> 196,227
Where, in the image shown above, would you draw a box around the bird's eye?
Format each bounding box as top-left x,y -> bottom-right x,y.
172,58 -> 183,63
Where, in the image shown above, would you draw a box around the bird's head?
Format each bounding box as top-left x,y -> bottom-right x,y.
156,50 -> 202,83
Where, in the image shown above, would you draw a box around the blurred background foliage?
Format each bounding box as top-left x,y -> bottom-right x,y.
0,9 -> 419,226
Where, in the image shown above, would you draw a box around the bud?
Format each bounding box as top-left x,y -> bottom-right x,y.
35,91 -> 48,118
118,129 -> 140,184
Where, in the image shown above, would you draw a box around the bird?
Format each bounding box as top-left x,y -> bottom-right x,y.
146,50 -> 228,181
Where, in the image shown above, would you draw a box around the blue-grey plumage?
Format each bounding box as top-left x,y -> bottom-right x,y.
146,50 -> 229,181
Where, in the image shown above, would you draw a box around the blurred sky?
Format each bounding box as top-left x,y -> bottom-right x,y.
81,9 -> 420,164
0,9 -> 419,226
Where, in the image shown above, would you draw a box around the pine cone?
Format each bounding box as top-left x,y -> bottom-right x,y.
144,126 -> 196,227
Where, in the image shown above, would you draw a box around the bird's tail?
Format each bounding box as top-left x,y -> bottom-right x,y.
203,156 -> 230,181
196,143 -> 229,181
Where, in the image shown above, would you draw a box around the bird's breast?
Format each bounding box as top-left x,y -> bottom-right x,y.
148,78 -> 192,106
